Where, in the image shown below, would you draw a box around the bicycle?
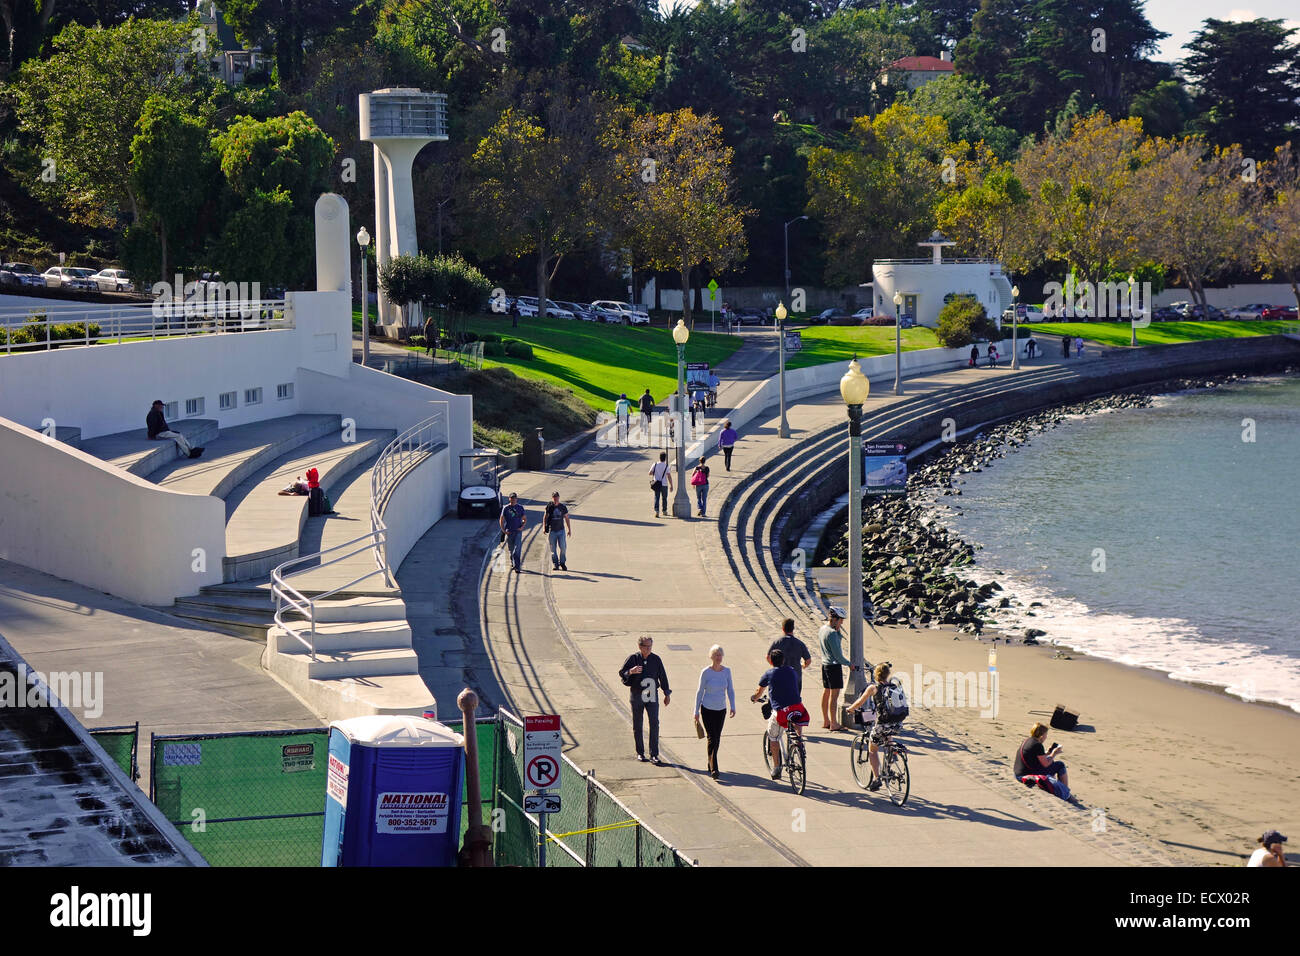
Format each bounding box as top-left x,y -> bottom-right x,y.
850,718 -> 909,806
755,696 -> 807,795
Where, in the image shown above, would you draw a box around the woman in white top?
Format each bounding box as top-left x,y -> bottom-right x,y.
694,645 -> 736,779
1247,830 -> 1287,867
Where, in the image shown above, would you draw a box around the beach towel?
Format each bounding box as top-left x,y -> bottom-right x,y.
1019,774 -> 1071,801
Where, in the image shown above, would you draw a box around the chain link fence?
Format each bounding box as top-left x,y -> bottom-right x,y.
89,722 -> 139,781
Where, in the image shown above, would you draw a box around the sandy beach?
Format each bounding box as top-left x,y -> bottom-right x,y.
856,619 -> 1300,866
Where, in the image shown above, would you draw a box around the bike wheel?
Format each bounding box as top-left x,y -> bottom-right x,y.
850,733 -> 872,789
786,737 -> 806,795
762,732 -> 774,775
885,747 -> 910,806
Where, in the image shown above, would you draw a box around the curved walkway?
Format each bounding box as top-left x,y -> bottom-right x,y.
480,339 -> 1178,865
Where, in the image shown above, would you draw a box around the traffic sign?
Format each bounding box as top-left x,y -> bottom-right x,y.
523,715 -> 562,789
524,793 -> 562,814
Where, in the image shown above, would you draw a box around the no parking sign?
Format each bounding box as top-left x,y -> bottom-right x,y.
523,715 -> 562,789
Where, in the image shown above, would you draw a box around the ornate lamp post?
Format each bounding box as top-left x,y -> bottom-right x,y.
892,290 -> 904,395
776,301 -> 790,438
1011,283 -> 1021,370
672,320 -> 692,518
356,226 -> 371,364
784,215 -> 808,305
840,358 -> 871,699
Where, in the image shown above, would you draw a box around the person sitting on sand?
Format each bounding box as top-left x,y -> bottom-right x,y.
1014,722 -> 1071,799
1247,830 -> 1287,867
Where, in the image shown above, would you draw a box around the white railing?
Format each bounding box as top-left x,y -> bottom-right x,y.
1,300 -> 291,353
873,258 -> 1004,267
270,408 -> 448,659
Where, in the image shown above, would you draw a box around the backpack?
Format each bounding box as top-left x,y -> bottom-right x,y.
877,678 -> 909,724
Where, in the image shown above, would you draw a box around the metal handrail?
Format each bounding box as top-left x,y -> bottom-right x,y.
269,408 -> 448,660
1,299 -> 291,353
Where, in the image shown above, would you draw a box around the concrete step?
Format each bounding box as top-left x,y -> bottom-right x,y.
313,597 -> 407,622
164,603 -> 273,641
275,645 -> 419,681
221,429 -> 393,583
263,665 -> 435,722
81,418 -> 219,477
269,619 -> 412,655
148,413 -> 340,499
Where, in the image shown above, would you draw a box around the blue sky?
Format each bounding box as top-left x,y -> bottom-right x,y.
656,2 -> 1300,64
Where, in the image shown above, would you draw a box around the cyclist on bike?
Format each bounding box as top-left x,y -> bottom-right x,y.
750,648 -> 811,780
846,662 -> 893,791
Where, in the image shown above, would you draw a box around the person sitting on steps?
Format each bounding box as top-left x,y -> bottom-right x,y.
147,400 -> 203,459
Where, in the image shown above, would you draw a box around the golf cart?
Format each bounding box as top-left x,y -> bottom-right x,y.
457,448 -> 503,519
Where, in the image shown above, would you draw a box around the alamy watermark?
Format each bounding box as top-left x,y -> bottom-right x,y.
893,663 -> 998,719
151,274 -> 263,319
0,663 -> 103,719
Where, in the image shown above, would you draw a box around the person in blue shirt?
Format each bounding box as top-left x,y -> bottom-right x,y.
750,649 -> 810,780
498,492 -> 527,573
707,372 -> 720,407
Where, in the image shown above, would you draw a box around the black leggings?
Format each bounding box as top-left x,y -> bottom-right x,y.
721,445 -> 734,470
701,707 -> 726,770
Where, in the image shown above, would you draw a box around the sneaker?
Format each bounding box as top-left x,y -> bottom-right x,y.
654,510 -> 659,517
868,776 -> 882,792
636,754 -> 648,763
560,563 -> 567,571
651,756 -> 664,766
552,563 -> 560,570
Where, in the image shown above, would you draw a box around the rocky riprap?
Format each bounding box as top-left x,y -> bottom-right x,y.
818,373 -> 1258,641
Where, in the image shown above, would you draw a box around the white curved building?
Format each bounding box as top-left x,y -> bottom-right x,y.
870,232 -> 1012,329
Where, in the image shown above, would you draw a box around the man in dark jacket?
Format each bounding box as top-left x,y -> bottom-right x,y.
638,388 -> 654,439
147,400 -> 202,459
769,618 -> 813,696
619,636 -> 671,764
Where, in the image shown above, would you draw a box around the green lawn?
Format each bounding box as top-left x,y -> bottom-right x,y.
784,325 -> 942,371
378,311 -> 743,411
1031,320 -> 1298,347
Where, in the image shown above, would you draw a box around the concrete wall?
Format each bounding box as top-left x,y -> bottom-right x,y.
686,333 -> 1023,460
0,290 -> 352,440
0,415 -> 225,605
383,446 -> 451,573
1150,283 -> 1299,309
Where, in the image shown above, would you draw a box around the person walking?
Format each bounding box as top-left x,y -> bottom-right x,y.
1061,333 -> 1070,358
769,618 -> 813,697
969,344 -> 978,368
693,645 -> 736,778
818,606 -> 859,731
542,491 -> 571,571
690,457 -> 710,517
649,451 -> 673,517
638,388 -> 654,439
508,298 -> 520,329
614,393 -> 632,446
498,492 -> 527,573
619,636 -> 671,764
718,420 -> 738,471
423,314 -> 437,356
987,343 -> 999,368
1074,335 -> 1084,358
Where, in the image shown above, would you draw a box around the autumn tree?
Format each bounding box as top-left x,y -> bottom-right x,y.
935,163 -> 1035,272
616,108 -> 750,328
805,103 -> 974,284
466,96 -> 617,319
1255,143 -> 1300,313
1140,138 -> 1253,314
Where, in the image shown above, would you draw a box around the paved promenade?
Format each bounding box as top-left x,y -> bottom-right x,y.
479,337 -> 1175,865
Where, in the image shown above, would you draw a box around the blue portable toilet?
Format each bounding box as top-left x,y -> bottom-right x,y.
322,715 -> 465,867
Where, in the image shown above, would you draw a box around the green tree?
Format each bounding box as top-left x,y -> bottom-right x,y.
1128,79 -> 1195,140
935,163 -> 1035,271
130,96 -> 222,284
11,17 -> 203,224
210,187 -> 296,288
617,108 -> 750,328
1183,18 -> 1300,157
902,74 -> 1021,160
805,103 -> 973,284
221,0 -> 359,88
1255,143 -> 1300,313
935,294 -> 996,347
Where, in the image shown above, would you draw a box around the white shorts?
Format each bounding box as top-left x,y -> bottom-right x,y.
766,713 -> 783,741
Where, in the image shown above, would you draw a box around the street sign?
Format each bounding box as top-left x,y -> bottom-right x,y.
863,442 -> 908,497
523,715 -> 562,790
524,793 -> 562,814
783,329 -> 802,352
707,278 -> 718,294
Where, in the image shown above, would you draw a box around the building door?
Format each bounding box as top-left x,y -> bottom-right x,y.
903,294 -> 918,326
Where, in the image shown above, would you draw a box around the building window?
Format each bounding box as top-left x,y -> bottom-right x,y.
184,397 -> 205,417
164,401 -> 179,420
276,383 -> 294,401
244,387 -> 262,406
219,391 -> 237,411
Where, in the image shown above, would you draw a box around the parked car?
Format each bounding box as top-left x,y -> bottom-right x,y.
42,265 -> 97,291
1183,303 -> 1225,320
514,296 -> 574,319
589,299 -> 650,324
1003,305 -> 1047,323
729,306 -> 767,325
1226,303 -> 1273,319
553,300 -> 598,321
2,262 -> 45,289
851,308 -> 873,321
1261,304 -> 1298,320
1151,306 -> 1183,322
812,308 -> 850,324
90,268 -> 134,293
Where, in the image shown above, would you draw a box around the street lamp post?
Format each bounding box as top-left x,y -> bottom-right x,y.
783,215 -> 809,305
840,359 -> 871,701
776,301 -> 790,438
892,290 -> 904,396
1011,283 -> 1021,370
1128,273 -> 1138,347
672,320 -> 692,518
356,226 -> 371,364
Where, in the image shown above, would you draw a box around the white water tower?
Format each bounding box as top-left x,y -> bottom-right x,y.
360,89 -> 448,326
